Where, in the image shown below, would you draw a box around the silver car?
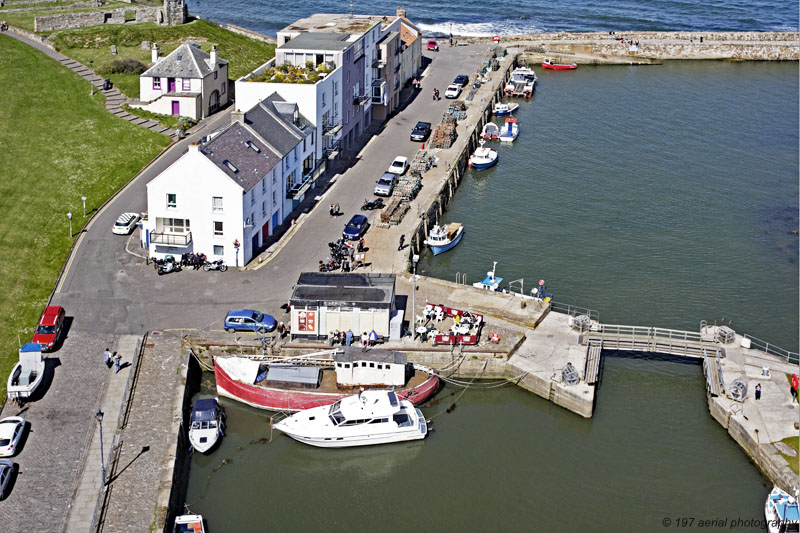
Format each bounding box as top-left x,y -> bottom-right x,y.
374,172 -> 397,196
0,459 -> 14,499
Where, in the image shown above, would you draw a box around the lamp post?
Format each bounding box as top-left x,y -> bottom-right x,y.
95,410 -> 106,486
67,212 -> 73,237
411,254 -> 419,334
81,196 -> 87,217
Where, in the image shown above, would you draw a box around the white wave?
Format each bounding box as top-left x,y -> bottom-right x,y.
418,19 -> 546,38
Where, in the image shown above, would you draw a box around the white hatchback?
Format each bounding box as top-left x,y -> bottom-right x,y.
387,156 -> 409,175
112,212 -> 140,235
0,417 -> 25,457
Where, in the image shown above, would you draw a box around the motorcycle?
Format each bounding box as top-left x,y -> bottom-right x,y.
154,256 -> 181,275
361,198 -> 384,211
203,259 -> 227,272
318,259 -> 340,272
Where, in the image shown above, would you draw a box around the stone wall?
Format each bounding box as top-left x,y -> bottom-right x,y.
35,6 -> 159,32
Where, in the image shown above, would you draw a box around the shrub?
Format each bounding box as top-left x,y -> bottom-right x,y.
97,58 -> 148,76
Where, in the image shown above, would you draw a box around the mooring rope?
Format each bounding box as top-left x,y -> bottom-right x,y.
427,360 -> 487,421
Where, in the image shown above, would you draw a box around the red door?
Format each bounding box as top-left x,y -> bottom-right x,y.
261,221 -> 269,241
171,101 -> 180,115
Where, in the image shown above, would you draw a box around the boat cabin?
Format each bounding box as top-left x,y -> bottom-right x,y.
190,399 -> 220,431
265,365 -> 322,390
334,348 -> 408,387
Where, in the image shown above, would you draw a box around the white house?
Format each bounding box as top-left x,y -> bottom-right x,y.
134,42 -> 229,120
142,94 -> 318,266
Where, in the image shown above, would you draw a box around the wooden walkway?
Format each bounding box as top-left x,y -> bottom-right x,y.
584,340 -> 602,385
703,348 -> 725,397
581,324 -> 721,360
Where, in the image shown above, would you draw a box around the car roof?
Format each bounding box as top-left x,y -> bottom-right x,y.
447,84 -> 460,89
414,122 -> 430,128
348,214 -> 367,224
226,309 -> 257,318
380,172 -> 396,179
40,306 -> 64,325
392,156 -> 408,163
0,419 -> 21,439
116,212 -> 138,223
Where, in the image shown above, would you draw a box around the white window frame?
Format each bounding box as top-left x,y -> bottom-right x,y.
213,221 -> 223,237
212,196 -> 223,213
167,193 -> 176,209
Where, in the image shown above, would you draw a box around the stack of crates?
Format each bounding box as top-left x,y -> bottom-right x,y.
410,150 -> 433,176
380,198 -> 410,226
430,123 -> 457,149
394,174 -> 422,201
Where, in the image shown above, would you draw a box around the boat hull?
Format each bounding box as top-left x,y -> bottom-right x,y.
189,429 -> 221,454
543,63 -> 577,70
6,362 -> 44,400
469,156 -> 499,170
214,360 -> 440,412
429,227 -> 464,255
276,426 -> 426,448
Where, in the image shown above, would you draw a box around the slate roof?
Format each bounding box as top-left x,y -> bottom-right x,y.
200,122 -> 281,192
142,43 -> 228,79
242,93 -> 311,157
279,32 -> 352,51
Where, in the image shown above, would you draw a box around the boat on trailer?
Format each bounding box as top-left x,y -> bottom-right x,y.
765,485 -> 799,533
214,348 -> 440,412
188,398 -> 224,454
468,139 -> 499,170
503,66 -> 537,97
7,343 -> 45,402
542,57 -> 577,70
493,102 -> 519,116
424,223 -> 464,255
274,390 -> 428,448
481,122 -> 500,140
498,118 -> 519,142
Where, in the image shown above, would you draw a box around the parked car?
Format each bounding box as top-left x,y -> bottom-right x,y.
0,460 -> 14,499
342,214 -> 370,240
374,172 -> 397,196
112,212 -> 140,235
454,74 -> 469,87
224,309 -> 277,333
444,84 -> 462,99
31,305 -> 65,351
410,122 -> 432,142
387,156 -> 409,175
0,418 -> 25,457
427,39 -> 439,51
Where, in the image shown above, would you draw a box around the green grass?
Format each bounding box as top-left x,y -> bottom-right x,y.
122,104 -> 181,130
777,435 -> 799,475
1,1 -> 129,31
0,34 -> 170,397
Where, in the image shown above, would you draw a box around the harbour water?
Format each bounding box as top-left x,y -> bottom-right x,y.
185,61 -> 797,530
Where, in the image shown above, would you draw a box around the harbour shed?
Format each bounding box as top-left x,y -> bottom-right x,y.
289,273 -> 396,340
333,348 -> 408,387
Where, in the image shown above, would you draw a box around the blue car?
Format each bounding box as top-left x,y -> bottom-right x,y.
342,214 -> 369,240
224,309 -> 277,333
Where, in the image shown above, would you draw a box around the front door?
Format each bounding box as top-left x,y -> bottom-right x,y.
171,101 -> 180,115
261,221 -> 269,241
251,234 -> 259,257
271,212 -> 279,233
168,77 -> 176,92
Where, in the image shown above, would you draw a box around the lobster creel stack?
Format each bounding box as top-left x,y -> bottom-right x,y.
431,123 -> 458,149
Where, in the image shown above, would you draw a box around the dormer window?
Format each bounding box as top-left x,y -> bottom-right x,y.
223,160 -> 238,173
245,140 -> 260,153
177,55 -> 183,61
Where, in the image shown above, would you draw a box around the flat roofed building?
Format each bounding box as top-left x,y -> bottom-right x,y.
333,348 -> 407,387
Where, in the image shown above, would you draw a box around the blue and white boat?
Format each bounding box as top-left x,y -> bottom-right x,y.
189,398 -> 225,454
468,140 -> 499,170
424,223 -> 464,255
498,118 -> 519,142
765,485 -> 799,533
493,102 -> 519,116
473,262 -> 503,291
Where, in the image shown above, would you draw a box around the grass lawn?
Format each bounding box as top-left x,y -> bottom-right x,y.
51,19 -> 276,97
0,34 -> 170,397
122,104 -> 182,130
777,435 -> 799,475
1,1 -> 130,31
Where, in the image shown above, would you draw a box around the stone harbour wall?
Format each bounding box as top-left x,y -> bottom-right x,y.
34,6 -> 159,32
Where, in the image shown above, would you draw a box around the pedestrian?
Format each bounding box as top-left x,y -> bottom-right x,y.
432,88 -> 437,101
345,329 -> 353,346
369,329 -> 377,346
755,383 -> 762,400
103,348 -> 112,368
791,374 -> 798,403
334,203 -> 340,216
435,88 -> 440,100
329,204 -> 335,216
699,36 -> 703,43
361,332 -> 369,351
398,234 -> 405,251
113,352 -> 122,374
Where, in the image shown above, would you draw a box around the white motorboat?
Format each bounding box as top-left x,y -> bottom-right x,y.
472,261 -> 503,291
188,398 -> 224,454
468,139 -> 499,170
424,223 -> 464,255
503,66 -> 537,97
492,102 -> 520,116
481,122 -> 499,140
498,118 -> 519,142
765,485 -> 799,533
173,514 -> 206,533
273,390 -> 428,448
7,343 -> 45,402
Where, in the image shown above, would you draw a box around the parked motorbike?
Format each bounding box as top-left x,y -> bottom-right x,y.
361,198 -> 384,211
154,256 -> 182,275
318,259 -> 340,272
203,259 -> 227,272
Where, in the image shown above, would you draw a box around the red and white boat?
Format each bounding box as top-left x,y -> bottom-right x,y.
542,57 -> 577,70
214,348 -> 440,412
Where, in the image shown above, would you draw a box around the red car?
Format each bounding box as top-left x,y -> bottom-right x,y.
32,305 -> 65,351
427,39 -> 439,51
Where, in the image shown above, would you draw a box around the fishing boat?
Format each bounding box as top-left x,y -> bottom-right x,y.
542,57 -> 577,70
7,343 -> 45,402
468,139 -> 499,170
498,118 -> 519,142
173,515 -> 206,533
472,261 -> 503,291
273,390 -> 428,448
424,223 -> 464,255
765,485 -> 799,533
481,122 -> 500,140
503,66 -> 537,97
188,398 -> 224,454
493,102 -> 519,116
214,348 -> 440,412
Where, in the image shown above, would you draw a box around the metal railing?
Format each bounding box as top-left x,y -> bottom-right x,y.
150,231 -> 191,246
743,334 -> 799,364
597,324 -> 709,344
549,300 -> 600,322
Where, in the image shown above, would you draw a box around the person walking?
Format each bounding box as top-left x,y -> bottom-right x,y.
432,88 -> 437,101
361,332 -> 369,352
103,348 -> 112,368
755,383 -> 762,400
398,234 -> 405,251
113,352 -> 122,374
791,374 -> 798,403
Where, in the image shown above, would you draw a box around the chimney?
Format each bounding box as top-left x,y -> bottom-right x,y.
210,45 -> 218,68
396,5 -> 406,18
188,142 -> 200,152
231,109 -> 244,125
151,43 -> 160,64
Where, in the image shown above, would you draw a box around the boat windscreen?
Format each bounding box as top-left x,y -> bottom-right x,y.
388,391 -> 398,407
329,410 -> 345,426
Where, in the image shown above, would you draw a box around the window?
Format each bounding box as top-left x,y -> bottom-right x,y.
213,245 -> 224,256
213,221 -> 223,236
322,91 -> 326,108
182,78 -> 191,91
250,192 -> 255,206
272,191 -> 276,206
361,362 -> 367,367
214,71 -> 218,80
261,201 -> 266,217
212,196 -> 223,213
369,363 -> 375,368
333,80 -> 338,96
261,179 -> 266,193
249,213 -> 254,225
221,83 -> 226,95
161,218 -> 189,233
153,77 -> 161,90
272,171 -> 277,186
166,193 -> 176,208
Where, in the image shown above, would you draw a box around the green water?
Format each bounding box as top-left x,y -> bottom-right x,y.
186,61 -> 798,531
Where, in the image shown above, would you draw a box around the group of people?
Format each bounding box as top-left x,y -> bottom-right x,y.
329,329 -> 379,350
432,88 -> 441,101
329,203 -> 341,217
103,348 -> 123,374
180,252 -> 207,269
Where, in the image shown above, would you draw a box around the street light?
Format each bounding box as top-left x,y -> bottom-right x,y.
67,212 -> 73,237
95,410 -> 107,486
81,196 -> 87,217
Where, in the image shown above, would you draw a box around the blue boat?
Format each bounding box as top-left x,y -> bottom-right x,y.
765,485 -> 799,533
468,140 -> 499,170
424,223 -> 464,255
472,262 -> 503,291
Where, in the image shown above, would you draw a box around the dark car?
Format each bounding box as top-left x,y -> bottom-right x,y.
410,121 -> 432,142
454,74 -> 469,87
343,214 -> 370,240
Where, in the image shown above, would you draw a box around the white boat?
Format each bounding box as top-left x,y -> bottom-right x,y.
498,118 -> 519,142
765,485 -> 799,533
481,122 -> 499,140
493,102 -> 520,116
188,398 -> 224,454
468,139 -> 499,170
472,261 -> 503,291
424,223 -> 464,255
7,343 -> 45,402
273,390 -> 428,448
503,66 -> 537,97
173,514 -> 206,533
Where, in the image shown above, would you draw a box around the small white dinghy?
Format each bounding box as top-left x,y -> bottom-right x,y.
274,390 -> 428,448
188,398 -> 224,454
481,122 -> 499,140
765,485 -> 799,533
7,343 -> 45,402
173,514 -> 206,533
498,118 -> 519,142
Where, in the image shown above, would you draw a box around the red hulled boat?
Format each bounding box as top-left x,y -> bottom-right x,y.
542,57 -> 577,70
